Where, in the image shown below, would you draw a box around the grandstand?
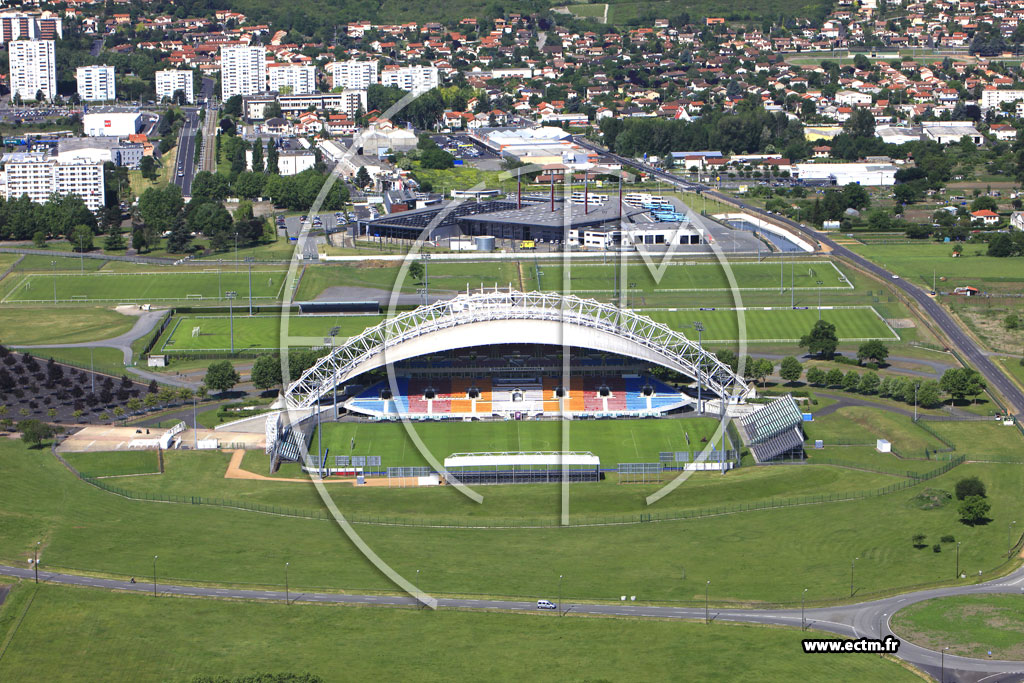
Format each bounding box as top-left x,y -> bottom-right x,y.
267,290 -> 750,468
736,395 -> 805,462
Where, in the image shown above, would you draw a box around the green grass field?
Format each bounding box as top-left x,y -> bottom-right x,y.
61,450 -> 160,477
0,307 -> 136,345
538,260 -> 849,293
22,346 -> 126,375
2,437 -> 1023,604
2,269 -> 287,304
805,407 -> 946,454
295,261 -> 525,301
0,584 -> 916,682
160,314 -> 382,352
647,307 -> 896,343
892,594 -> 1024,659
850,243 -> 1024,289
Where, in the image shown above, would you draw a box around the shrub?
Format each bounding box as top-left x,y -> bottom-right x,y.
955,476 -> 986,500
940,535 -> 955,544
932,544 -> 942,553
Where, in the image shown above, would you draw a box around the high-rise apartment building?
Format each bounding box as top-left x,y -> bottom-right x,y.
76,65 -> 116,101
220,45 -> 267,99
9,39 -> 56,101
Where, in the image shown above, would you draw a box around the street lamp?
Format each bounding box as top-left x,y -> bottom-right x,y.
153,555 -> 158,597
34,541 -> 40,584
234,232 -> 239,271
850,557 -> 858,598
559,574 -> 563,617
956,542 -> 961,579
692,321 -> 705,414
1010,521 -> 1018,559
941,646 -> 949,683
245,257 -> 254,316
802,588 -> 807,630
705,580 -> 710,624
226,291 -> 237,354
51,260 -> 57,304
285,562 -> 289,605
816,280 -> 823,320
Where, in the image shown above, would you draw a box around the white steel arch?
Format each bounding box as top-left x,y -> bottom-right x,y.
284,290 -> 749,409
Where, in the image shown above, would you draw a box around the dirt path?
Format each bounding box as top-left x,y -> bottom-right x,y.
223,449 -> 354,484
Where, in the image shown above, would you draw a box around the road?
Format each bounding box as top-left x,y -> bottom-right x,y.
4,562 -> 1024,680
171,109 -> 199,197
572,137 -> 1024,415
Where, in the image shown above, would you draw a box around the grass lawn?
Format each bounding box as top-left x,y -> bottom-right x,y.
24,346 -> 126,375
295,261 -> 525,301
806,445 -> 945,475
0,307 -> 136,345
849,243 -> 1024,289
646,307 -> 896,343
160,314 -> 381,352
916,419 -> 1024,461
2,268 -> 287,304
0,438 -> 1022,603
6,254 -> 108,272
62,450 -> 160,477
0,584 -> 917,683
0,253 -> 20,272
120,445 -> 900,524
805,407 -> 945,455
892,594 -> 1024,659
128,144 -> 175,196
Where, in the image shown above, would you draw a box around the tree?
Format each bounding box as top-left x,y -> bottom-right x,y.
408,261 -> 424,282
806,366 -> 826,385
825,368 -> 844,386
251,140 -> 264,173
917,380 -> 942,408
223,94 -> 243,117
70,224 -> 93,252
355,166 -> 371,189
266,143 -> 279,175
779,356 -> 803,383
858,371 -> 881,394
912,533 -> 926,548
139,155 -> 157,180
203,360 -> 240,395
18,419 -> 53,447
940,367 -> 970,401
138,184 -> 184,236
955,476 -> 987,500
251,354 -> 283,392
800,320 -> 839,359
104,230 -> 125,251
857,340 -> 889,365
747,358 -> 773,386
841,370 -> 861,392
958,495 -> 991,526
1005,314 -> 1020,331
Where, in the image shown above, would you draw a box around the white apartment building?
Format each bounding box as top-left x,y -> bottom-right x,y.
268,64 -> 316,95
0,12 -> 62,43
9,39 -> 55,101
980,89 -> 1024,110
380,65 -> 439,94
329,59 -> 378,90
3,153 -> 105,210
76,64 -> 116,101
220,45 -> 267,99
155,69 -> 195,104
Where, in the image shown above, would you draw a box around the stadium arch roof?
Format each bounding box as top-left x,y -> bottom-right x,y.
284,290 -> 749,409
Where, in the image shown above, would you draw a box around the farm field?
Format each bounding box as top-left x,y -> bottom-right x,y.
1,438 -> 1021,603
892,594 -> 1024,660
0,583 -> 917,683
0,307 -> 136,345
159,314 -> 382,352
1,269 -> 287,304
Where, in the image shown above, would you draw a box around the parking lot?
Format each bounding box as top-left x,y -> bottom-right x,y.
430,134 -> 499,161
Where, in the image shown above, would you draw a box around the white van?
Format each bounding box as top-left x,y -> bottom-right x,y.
537,599 -> 557,610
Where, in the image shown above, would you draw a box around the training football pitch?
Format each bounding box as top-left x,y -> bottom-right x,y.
535,260 -> 851,293
158,305 -> 895,352
2,269 -> 288,304
161,314 -> 382,352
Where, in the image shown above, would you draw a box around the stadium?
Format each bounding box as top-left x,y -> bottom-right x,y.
265,289 -> 807,478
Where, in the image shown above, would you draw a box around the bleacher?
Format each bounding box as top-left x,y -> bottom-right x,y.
737,395 -> 804,462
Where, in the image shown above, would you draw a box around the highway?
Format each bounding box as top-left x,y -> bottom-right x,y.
171,108 -> 199,197
573,137 -> 1024,414
3,562 -> 1023,681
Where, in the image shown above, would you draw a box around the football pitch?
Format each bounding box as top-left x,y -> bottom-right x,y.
161,314 -> 382,352
535,260 -> 851,293
159,305 -> 895,352
2,269 -> 288,304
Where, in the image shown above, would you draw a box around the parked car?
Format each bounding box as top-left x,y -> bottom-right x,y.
537,599 -> 556,610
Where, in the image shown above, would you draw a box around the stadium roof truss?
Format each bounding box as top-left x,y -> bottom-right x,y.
284,290 -> 749,409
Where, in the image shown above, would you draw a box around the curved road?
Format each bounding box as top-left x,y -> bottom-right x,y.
573,138 -> 1024,415
3,562 -> 1023,681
